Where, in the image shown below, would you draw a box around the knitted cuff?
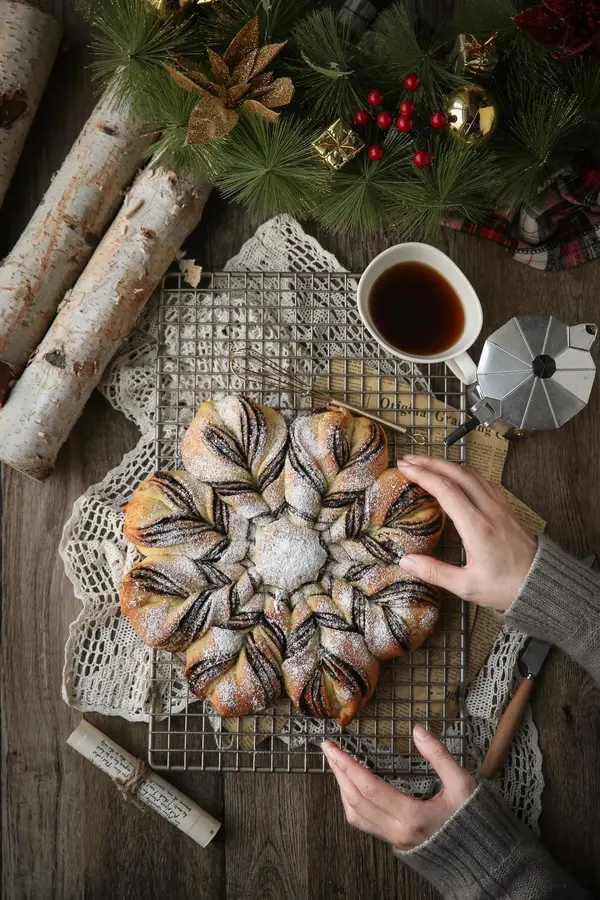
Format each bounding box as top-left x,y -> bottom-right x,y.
504,535 -> 600,682
394,782 -> 531,898
394,781 -> 590,899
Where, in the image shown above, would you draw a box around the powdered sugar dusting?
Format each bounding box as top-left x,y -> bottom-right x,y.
251,516 -> 327,593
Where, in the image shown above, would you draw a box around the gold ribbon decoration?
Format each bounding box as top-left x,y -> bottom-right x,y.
311,118 -> 365,170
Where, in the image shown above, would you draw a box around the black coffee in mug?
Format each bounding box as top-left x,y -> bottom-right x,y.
367,261 -> 465,356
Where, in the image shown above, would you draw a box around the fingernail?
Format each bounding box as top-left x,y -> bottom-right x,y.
402,454 -> 420,462
399,555 -> 416,571
321,741 -> 336,761
413,724 -> 429,741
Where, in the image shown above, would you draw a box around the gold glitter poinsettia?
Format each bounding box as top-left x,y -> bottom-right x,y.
166,17 -> 294,144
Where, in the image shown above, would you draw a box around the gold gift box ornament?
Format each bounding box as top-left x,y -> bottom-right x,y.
312,118 -> 365,170
449,33 -> 499,79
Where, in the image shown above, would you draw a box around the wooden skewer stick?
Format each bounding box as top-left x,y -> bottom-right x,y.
480,676 -> 535,779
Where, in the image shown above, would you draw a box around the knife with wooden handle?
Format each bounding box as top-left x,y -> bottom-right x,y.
480,554 -> 597,779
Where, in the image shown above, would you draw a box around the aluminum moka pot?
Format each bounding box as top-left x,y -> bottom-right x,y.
445,316 -> 597,446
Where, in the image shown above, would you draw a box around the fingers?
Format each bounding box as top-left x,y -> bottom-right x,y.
322,742 -> 404,843
334,764 -> 400,842
397,459 -> 485,541
399,553 -> 467,595
322,741 -> 414,812
399,456 -> 499,518
413,725 -> 475,799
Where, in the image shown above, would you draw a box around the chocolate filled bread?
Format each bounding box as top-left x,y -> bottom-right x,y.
121,396 -> 445,724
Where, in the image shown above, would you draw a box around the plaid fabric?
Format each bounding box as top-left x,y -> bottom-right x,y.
443,164 -> 600,271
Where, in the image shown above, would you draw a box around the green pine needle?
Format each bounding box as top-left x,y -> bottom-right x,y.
371,3 -> 465,102
204,0 -> 311,47
391,140 -> 500,242
291,9 -> 362,120
493,83 -> 580,207
141,73 -> 223,183
569,57 -> 600,132
317,132 -> 413,236
453,0 -> 518,39
215,115 -> 328,219
80,0 -> 198,109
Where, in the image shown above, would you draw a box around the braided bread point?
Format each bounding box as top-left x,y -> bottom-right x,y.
121,558 -> 262,651
332,568 -> 439,661
181,396 -> 287,520
326,467 -> 444,565
283,586 -> 379,726
123,470 -> 248,563
285,407 -> 387,528
186,594 -> 289,717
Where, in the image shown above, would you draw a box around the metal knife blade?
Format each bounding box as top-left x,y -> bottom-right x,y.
517,553 -> 597,679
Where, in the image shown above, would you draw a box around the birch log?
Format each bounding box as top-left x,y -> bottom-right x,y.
0,96 -> 152,404
0,167 -> 211,480
0,1 -> 62,209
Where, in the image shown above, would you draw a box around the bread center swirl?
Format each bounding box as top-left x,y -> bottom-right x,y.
250,516 -> 328,593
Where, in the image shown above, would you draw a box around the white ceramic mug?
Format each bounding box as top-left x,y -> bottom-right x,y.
356,243 -> 483,384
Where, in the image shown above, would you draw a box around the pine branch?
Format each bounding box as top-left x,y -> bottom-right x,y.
290,9 -> 363,121
370,3 -> 465,103
215,114 -> 329,219
203,0 -> 311,46
141,72 -> 223,183
569,57 -> 600,134
79,0 -> 199,110
317,131 -> 413,235
391,140 -> 500,241
493,81 -> 581,207
453,0 -> 519,39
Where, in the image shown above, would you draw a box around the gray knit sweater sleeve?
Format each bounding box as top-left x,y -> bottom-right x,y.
504,535 -> 600,682
395,535 -> 600,899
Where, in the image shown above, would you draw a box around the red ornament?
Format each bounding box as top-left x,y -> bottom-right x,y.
430,111 -> 448,129
367,89 -> 385,106
368,144 -> 384,161
396,115 -> 414,132
399,99 -> 416,115
514,1 -> 600,62
353,110 -> 370,126
376,110 -> 393,128
404,72 -> 421,91
413,149 -> 432,168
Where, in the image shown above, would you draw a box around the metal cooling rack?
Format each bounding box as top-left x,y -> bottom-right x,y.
149,270 -> 468,776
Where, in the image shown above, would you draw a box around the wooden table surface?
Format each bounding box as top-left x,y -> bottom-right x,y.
2,2 -> 600,898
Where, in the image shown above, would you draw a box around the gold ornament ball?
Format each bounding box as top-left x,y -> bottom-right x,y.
444,85 -> 499,144
148,0 -> 201,14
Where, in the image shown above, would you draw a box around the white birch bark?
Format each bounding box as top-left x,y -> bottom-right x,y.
0,0 -> 62,208
0,167 -> 211,480
0,95 -> 152,403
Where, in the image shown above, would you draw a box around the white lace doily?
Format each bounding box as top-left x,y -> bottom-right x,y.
60,215 -> 543,830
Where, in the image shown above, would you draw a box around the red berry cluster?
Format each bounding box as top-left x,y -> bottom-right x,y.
352,73 -> 449,168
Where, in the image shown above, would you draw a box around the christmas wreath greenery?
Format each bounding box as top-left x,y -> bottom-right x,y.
79,0 -> 600,241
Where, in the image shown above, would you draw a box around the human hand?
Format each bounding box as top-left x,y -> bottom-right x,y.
397,455 -> 538,611
322,725 -> 476,850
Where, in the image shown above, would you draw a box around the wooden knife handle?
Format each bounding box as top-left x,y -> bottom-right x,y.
480,677 -> 535,779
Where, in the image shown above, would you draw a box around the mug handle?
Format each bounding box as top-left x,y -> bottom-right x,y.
445,351 -> 478,385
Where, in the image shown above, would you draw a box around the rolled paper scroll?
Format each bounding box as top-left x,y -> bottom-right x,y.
67,720 -> 221,847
